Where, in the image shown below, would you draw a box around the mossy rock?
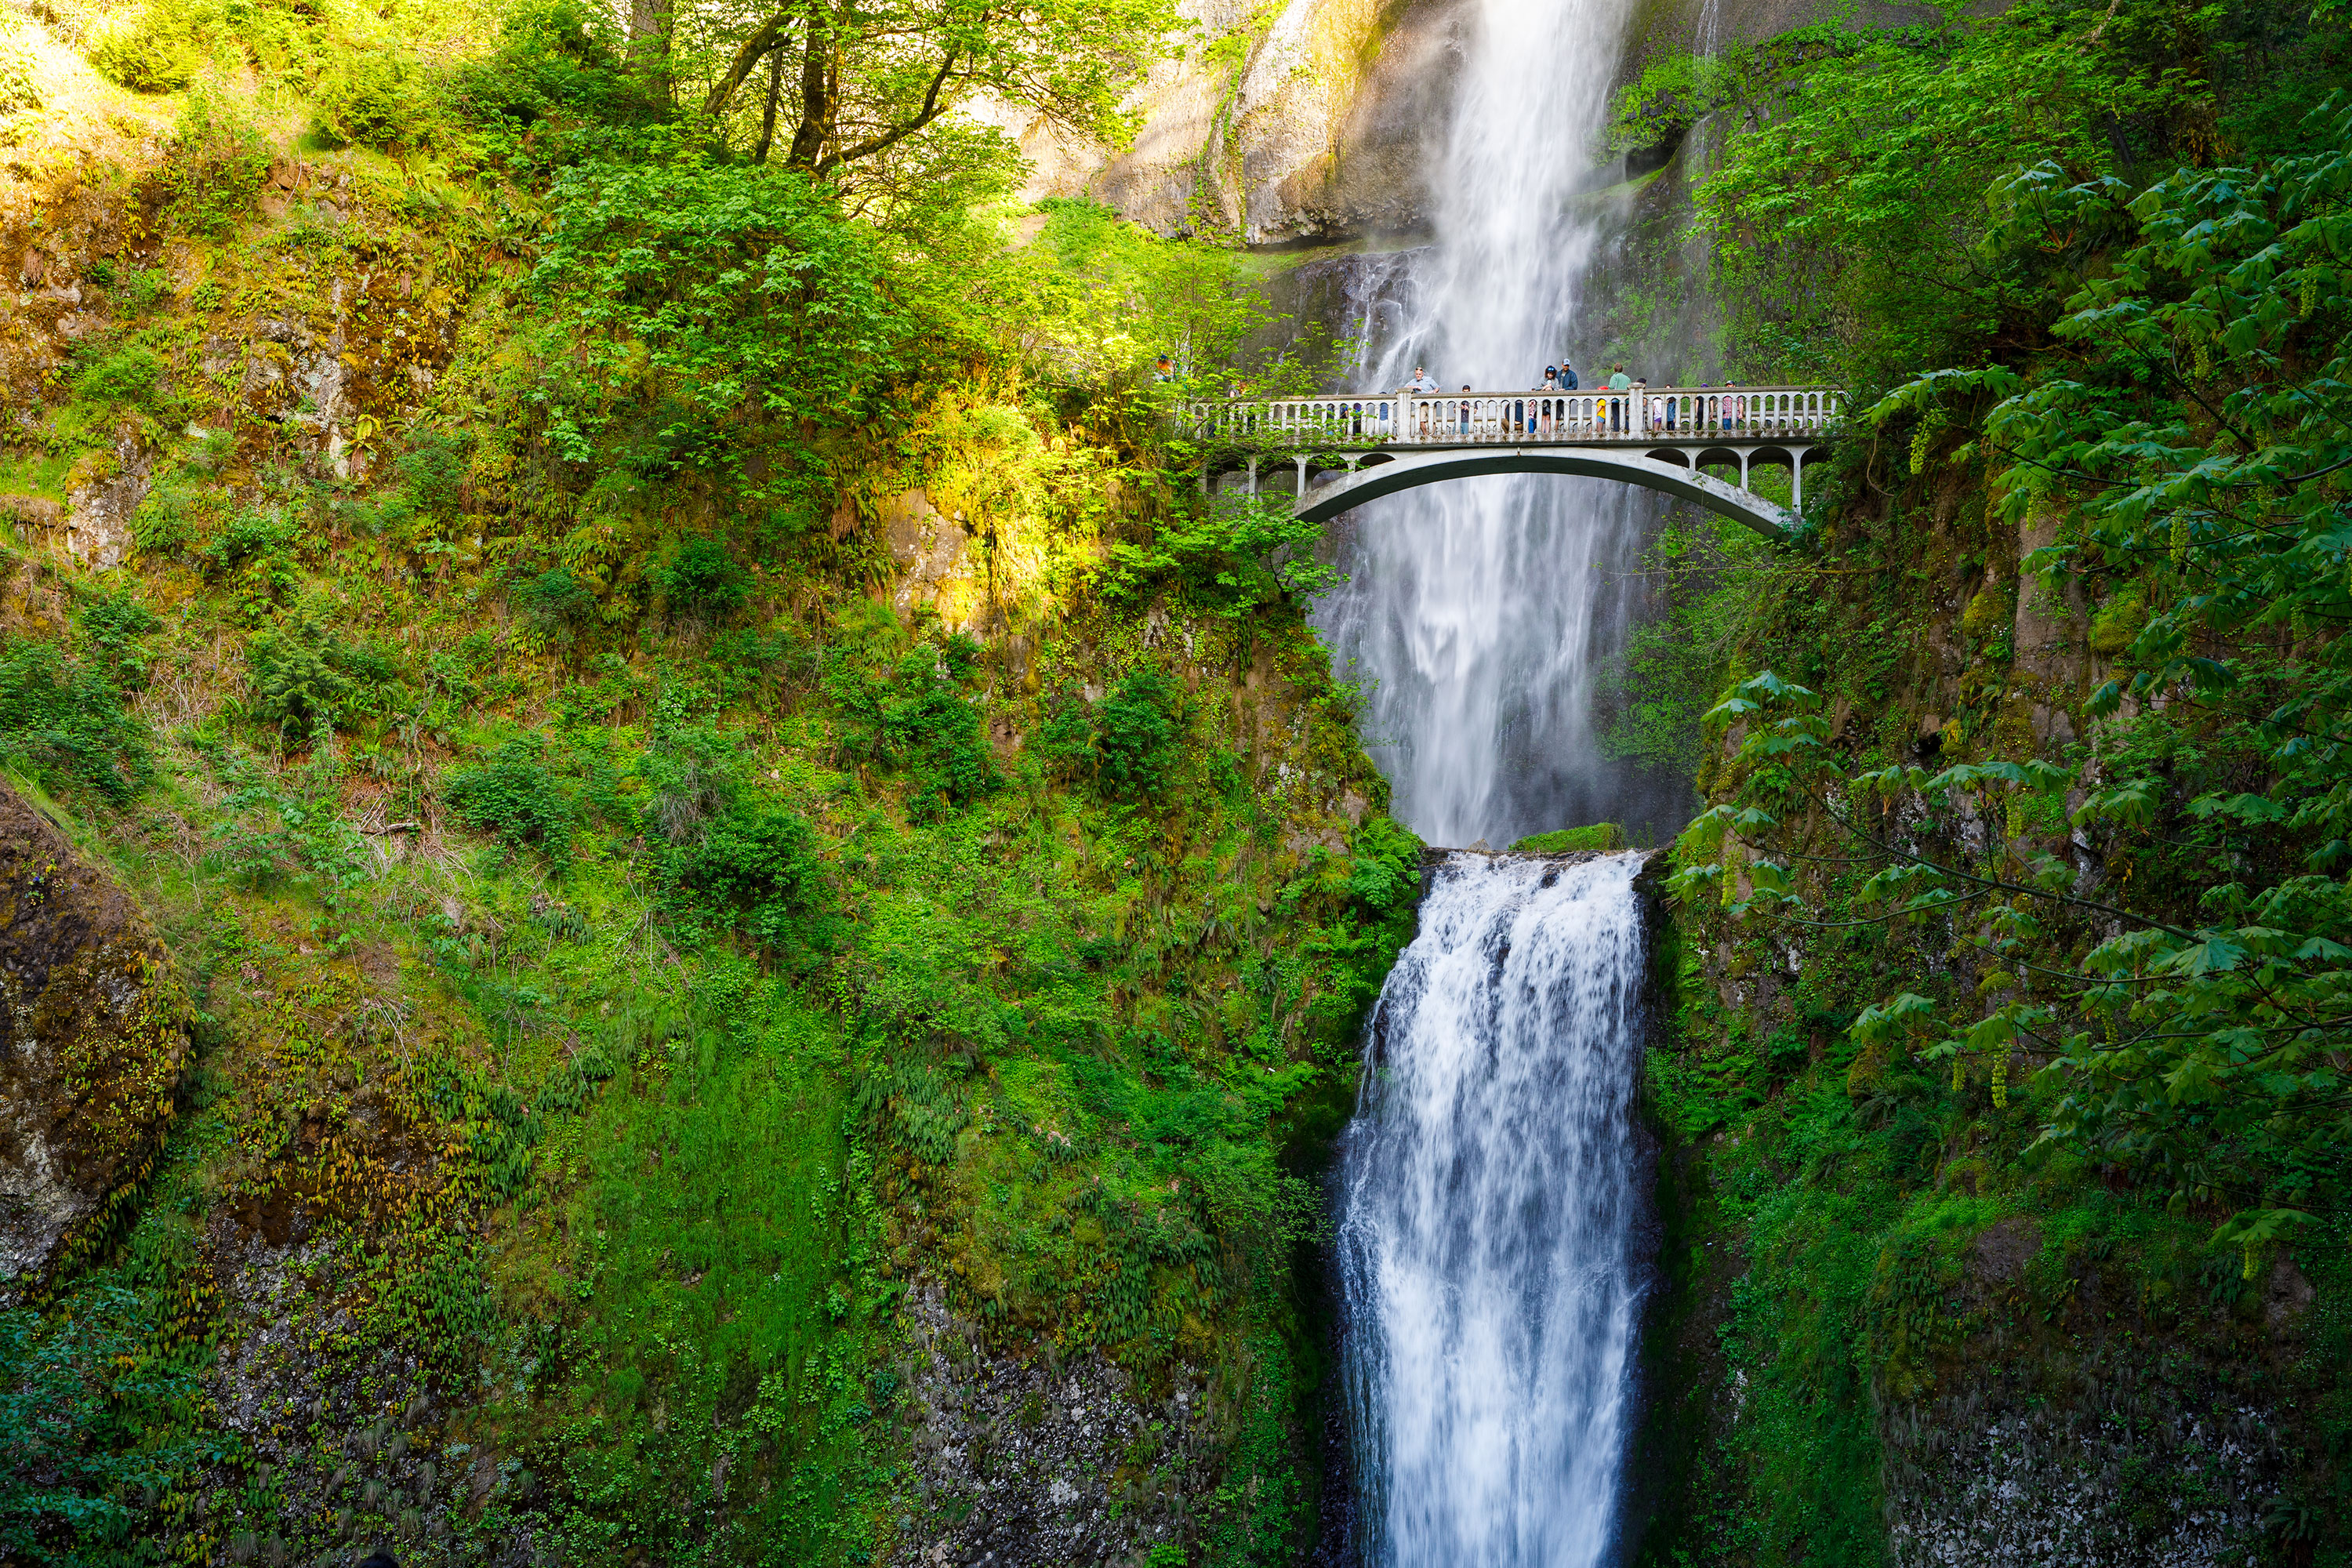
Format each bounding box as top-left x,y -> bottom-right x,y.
1511,822 -> 1628,854
0,779 -> 188,1295
2089,586 -> 2147,655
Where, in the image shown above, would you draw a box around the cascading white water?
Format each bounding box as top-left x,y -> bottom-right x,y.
1317,7 -> 1669,1559
1312,0 -> 1661,848
1337,852 -> 1650,1566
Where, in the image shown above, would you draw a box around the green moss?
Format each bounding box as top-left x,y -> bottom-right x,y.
1510,822 -> 1628,854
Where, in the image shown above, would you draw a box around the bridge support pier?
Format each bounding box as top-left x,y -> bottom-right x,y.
1295,456 -> 1310,493
1247,456 -> 1258,496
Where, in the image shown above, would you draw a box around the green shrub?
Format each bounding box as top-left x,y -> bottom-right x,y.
74,591 -> 161,691
89,7 -> 200,92
670,803 -> 831,949
825,635 -> 1000,819
656,536 -> 748,621
245,618 -> 354,739
130,482 -> 197,558
158,89 -> 270,238
1094,670 -> 1179,800
0,26 -> 42,119
1347,817 -> 1424,909
314,50 -> 441,150
513,566 -> 597,638
198,507 -> 297,575
71,343 -> 164,405
396,433 -> 466,514
447,735 -> 575,858
0,641 -> 151,803
1035,670 -> 1181,802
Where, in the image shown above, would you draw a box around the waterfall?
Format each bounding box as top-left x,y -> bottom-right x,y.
1311,0 -> 1663,848
1337,851 -> 1651,1566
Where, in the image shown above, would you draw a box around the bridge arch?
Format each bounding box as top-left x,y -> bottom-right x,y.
1285,447 -> 1817,539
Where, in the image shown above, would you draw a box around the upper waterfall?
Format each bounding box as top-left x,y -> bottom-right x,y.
1310,0 -> 1678,849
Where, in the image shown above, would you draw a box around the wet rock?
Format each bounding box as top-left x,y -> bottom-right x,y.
0,781 -> 190,1297
889,1285 -> 1216,1567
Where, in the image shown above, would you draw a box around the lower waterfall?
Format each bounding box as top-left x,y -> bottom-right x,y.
1335,851 -> 1651,1567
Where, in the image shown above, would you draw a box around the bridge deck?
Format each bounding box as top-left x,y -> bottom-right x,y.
1185,384 -> 1843,450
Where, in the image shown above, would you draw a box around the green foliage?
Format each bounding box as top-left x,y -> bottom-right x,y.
241,612 -> 400,742
158,89 -> 270,238
513,565 -> 598,641
1099,492 -> 1341,616
1687,2 -> 2305,383
0,20 -> 38,118
824,633 -> 1000,818
447,735 -> 576,857
89,5 -> 201,92
0,640 -> 151,802
0,1290 -> 201,1564
313,49 -> 445,151
71,343 -> 164,406
655,535 -> 749,621
529,146 -> 919,481
1042,670 -> 1185,802
670,802 -> 834,955
1512,822 -> 1627,854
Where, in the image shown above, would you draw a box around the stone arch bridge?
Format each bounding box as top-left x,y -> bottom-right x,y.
1186,386 -> 1844,539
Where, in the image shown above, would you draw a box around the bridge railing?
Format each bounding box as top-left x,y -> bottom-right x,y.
1182,385 -> 1845,447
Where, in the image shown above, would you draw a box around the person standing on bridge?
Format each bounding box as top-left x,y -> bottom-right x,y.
1459,384 -> 1473,437
1607,365 -> 1632,433
1407,365 -> 1440,395
1560,360 -> 1579,390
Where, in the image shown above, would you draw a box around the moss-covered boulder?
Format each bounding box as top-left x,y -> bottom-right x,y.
0,779 -> 187,1295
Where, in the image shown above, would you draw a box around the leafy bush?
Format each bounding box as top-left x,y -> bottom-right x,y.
74,591 -> 161,691
198,506 -> 297,575
656,536 -> 749,621
670,803 -> 831,950
1092,670 -> 1179,800
245,616 -> 353,739
0,1288 -> 200,1563
447,735 -> 575,857
0,641 -> 151,803
158,89 -> 270,238
1036,670 -> 1182,802
513,566 -> 597,638
89,6 -> 199,91
314,49 -> 443,150
1347,817 -> 1425,910
825,635 -> 1000,818
0,24 -> 41,118
397,433 -> 466,514
445,0 -> 630,130
71,343 -> 163,405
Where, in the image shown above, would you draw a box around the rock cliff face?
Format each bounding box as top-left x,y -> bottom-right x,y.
996,0 -> 1465,245
1006,0 -> 1953,247
0,780 -> 188,1298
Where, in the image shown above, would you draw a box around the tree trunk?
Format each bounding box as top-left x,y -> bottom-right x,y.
627,0 -> 673,103
785,9 -> 836,169
753,48 -> 787,163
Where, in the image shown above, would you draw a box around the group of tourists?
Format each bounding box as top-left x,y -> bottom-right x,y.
1396,358 -> 1642,436
1388,360 -> 1780,440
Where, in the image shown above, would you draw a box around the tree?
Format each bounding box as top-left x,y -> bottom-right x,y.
1679,97 -> 2352,1264
694,0 -> 1178,176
